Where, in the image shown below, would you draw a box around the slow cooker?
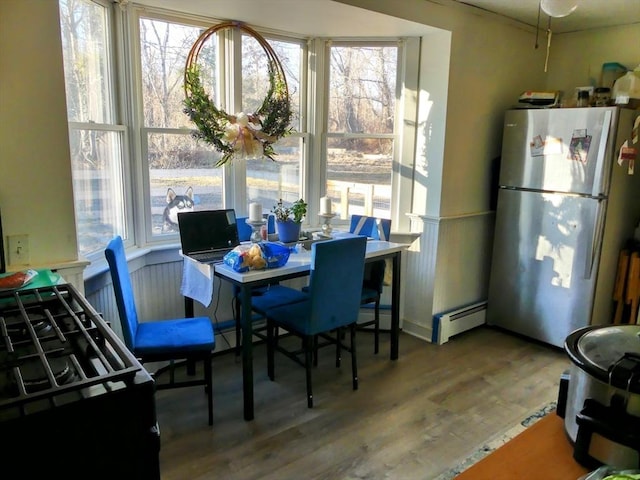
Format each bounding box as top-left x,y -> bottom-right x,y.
558,325 -> 640,469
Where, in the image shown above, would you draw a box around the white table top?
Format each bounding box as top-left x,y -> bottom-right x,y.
214,239 -> 408,284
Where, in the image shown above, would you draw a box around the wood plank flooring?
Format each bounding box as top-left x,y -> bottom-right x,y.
156,326 -> 570,479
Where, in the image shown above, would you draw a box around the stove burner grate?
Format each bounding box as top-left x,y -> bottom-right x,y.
0,283 -> 145,419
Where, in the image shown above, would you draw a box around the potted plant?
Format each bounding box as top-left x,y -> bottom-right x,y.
272,198 -> 307,243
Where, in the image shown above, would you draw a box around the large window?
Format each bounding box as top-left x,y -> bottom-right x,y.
59,2 -> 407,258
139,17 -> 222,235
243,33 -> 304,217
326,43 -> 397,220
59,0 -> 128,257
139,17 -> 305,235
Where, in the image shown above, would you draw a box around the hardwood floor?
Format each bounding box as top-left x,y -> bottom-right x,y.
156,326 -> 569,479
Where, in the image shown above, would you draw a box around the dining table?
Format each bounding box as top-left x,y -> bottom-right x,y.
183,237 -> 408,421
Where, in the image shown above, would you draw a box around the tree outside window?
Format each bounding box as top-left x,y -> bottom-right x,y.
326,43 -> 397,220
59,0 -> 127,257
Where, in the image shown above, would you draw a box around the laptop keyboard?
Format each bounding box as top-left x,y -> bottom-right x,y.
189,251 -> 227,264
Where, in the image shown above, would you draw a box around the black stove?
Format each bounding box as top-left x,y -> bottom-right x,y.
0,283 -> 160,479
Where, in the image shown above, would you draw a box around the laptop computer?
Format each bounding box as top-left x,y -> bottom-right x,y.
177,209 -> 240,264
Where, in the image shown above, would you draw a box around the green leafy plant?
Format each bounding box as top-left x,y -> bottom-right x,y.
272,198 -> 307,223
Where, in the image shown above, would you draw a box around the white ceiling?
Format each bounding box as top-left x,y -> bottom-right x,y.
133,0 -> 434,37
132,0 -> 639,35
453,0 -> 640,33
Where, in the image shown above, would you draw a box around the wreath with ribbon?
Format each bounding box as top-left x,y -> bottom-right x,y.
183,22 -> 292,167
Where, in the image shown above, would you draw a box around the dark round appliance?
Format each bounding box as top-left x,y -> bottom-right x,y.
562,324 -> 640,469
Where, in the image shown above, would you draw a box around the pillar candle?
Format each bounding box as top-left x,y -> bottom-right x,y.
249,202 -> 262,222
320,197 -> 332,215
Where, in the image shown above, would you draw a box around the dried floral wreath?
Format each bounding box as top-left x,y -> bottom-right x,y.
183,21 -> 292,167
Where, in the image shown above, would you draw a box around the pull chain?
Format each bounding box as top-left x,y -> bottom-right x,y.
544,17 -> 552,73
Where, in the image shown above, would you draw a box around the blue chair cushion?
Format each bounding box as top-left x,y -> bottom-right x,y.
265,299 -> 314,335
251,285 -> 308,315
134,316 -> 215,356
361,286 -> 379,303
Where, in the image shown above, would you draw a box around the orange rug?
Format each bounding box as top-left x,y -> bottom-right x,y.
454,411 -> 588,480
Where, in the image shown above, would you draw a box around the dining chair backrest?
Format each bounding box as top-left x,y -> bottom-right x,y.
349,214 -> 391,241
105,236 -> 139,350
237,214 -> 276,242
307,236 -> 367,334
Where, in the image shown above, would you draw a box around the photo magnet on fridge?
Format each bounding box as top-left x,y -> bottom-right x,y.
568,133 -> 591,164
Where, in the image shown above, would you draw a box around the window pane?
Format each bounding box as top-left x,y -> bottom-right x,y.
242,35 -> 302,216
147,133 -> 223,235
60,0 -> 125,257
326,137 -> 392,219
246,136 -> 302,215
140,18 -> 212,128
59,0 -> 112,123
326,43 -> 397,221
242,34 -> 301,130
69,129 -> 126,256
328,45 -> 397,134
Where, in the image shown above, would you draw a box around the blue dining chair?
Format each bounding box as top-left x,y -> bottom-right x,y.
105,236 -> 215,425
236,214 -> 276,243
262,235 -> 367,408
349,215 -> 392,354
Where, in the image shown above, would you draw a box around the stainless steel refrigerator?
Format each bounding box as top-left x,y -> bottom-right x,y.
487,107 -> 640,348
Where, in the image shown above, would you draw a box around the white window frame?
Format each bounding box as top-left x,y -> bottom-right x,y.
313,38 -> 408,230
60,0 -> 135,262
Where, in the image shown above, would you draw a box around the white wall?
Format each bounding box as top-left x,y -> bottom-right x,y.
0,0 -> 80,269
546,23 -> 640,99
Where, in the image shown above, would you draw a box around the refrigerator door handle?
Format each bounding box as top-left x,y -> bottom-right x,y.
585,199 -> 606,280
592,109 -> 612,197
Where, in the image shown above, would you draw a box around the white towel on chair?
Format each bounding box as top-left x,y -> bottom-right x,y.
180,255 -> 214,307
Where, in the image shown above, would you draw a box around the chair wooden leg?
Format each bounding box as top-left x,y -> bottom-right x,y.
204,356 -> 213,426
335,329 -> 341,368
267,320 -> 275,381
350,324 -> 358,391
304,335 -> 314,408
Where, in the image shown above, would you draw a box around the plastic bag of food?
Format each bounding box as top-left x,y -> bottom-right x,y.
579,466 -> 640,480
223,242 -> 290,273
0,269 -> 38,291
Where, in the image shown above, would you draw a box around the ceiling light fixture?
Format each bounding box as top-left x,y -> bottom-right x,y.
535,0 -> 579,72
540,0 -> 578,18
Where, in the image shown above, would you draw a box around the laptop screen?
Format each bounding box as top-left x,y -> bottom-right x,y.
177,209 -> 240,255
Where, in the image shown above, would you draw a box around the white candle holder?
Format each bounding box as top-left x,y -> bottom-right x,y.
246,219 -> 266,243
318,213 -> 336,237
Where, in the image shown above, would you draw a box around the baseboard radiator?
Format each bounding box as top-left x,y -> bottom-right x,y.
432,301 -> 487,345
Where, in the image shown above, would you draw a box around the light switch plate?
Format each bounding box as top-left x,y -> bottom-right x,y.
8,234 -> 30,265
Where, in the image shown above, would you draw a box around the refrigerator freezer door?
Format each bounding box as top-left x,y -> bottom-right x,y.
487,189 -> 602,347
500,108 -> 616,196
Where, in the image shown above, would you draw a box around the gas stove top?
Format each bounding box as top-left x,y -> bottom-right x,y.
0,283 -> 146,421
0,282 -> 160,479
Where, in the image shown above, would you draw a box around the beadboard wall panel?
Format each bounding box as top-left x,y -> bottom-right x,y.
402,216 -> 438,341
432,212 -> 494,314
402,211 -> 494,342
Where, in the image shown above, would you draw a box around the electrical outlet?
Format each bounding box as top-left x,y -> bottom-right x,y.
8,234 -> 30,265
